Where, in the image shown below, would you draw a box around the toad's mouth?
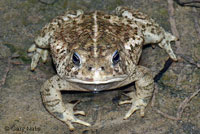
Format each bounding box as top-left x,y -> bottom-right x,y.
66,75 -> 128,91
67,75 -> 127,84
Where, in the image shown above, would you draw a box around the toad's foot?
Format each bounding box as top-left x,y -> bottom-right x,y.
52,101 -> 91,131
27,44 -> 48,70
44,100 -> 91,131
158,32 -> 178,61
119,92 -> 147,119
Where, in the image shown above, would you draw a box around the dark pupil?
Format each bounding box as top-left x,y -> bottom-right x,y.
72,53 -> 80,66
112,51 -> 120,65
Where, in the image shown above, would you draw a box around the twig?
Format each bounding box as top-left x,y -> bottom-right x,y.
151,84 -> 158,107
168,4 -> 200,68
38,0 -> 59,5
193,8 -> 200,40
174,0 -> 200,8
152,86 -> 200,121
0,58 -> 11,89
179,54 -> 200,68
153,108 -> 179,120
177,88 -> 200,119
168,0 -> 182,54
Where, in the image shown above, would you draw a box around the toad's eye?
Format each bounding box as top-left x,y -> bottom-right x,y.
72,52 -> 81,66
112,50 -> 120,65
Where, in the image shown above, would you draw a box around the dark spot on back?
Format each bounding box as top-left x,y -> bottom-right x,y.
74,71 -> 78,75
104,15 -> 111,19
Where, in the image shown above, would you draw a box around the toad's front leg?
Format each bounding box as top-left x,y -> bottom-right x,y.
119,66 -> 154,119
41,75 -> 91,130
115,6 -> 178,61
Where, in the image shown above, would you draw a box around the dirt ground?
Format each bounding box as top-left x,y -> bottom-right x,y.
0,0 -> 199,134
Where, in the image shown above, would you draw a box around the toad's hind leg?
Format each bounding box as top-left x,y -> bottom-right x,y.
41,75 -> 91,131
119,66 -> 154,119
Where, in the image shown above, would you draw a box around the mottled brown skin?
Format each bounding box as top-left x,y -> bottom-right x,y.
28,6 -> 177,130
49,11 -> 142,83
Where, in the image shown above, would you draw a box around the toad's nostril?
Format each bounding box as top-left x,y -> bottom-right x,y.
101,66 -> 105,70
88,66 -> 92,71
